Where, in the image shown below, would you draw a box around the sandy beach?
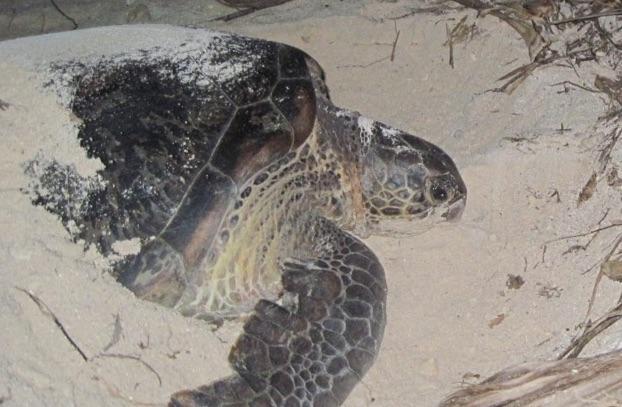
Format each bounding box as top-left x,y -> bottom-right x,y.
1,1 -> 622,406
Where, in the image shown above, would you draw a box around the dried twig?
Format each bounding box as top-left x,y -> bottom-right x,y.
390,21 -> 400,62
213,0 -> 293,22
545,222 -> 622,245
597,128 -> 621,174
102,313 -> 123,352
551,10 -> 622,26
390,4 -> 464,20
583,234 -> 622,322
16,287 -> 88,361
442,349 -> 622,406
559,290 -> 622,359
49,0 -> 78,29
337,56 -> 391,69
446,23 -> 455,68
444,15 -> 472,69
94,353 -> 162,387
213,8 -> 257,21
550,81 -> 600,94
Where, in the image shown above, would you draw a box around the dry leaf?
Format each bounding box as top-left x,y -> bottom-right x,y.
506,274 -> 525,289
488,313 -> 506,328
577,172 -> 597,206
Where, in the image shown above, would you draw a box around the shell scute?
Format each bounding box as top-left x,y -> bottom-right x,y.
211,101 -> 294,183
68,60 -> 235,251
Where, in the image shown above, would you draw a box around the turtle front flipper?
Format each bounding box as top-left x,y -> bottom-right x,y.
170,217 -> 387,406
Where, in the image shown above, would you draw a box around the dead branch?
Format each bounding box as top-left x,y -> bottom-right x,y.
16,287 -> 88,362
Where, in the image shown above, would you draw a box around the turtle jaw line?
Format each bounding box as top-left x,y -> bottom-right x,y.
443,195 -> 467,223
365,194 -> 467,237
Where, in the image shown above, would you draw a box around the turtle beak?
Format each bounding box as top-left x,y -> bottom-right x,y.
443,171 -> 467,223
443,195 -> 466,222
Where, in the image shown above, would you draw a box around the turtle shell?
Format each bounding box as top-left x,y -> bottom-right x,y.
33,34 -> 317,269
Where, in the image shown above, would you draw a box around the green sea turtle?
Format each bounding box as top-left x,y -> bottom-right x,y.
22,27 -> 466,406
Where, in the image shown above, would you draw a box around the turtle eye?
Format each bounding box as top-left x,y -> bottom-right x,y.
429,181 -> 449,203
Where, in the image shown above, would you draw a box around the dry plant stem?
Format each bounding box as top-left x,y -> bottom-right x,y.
214,0 -> 293,21
441,349 -> 622,406
452,0 -> 546,58
390,21 -> 400,62
450,0 -> 488,11
597,127 -> 621,174
390,4 -> 465,20
16,287 -> 88,362
445,15 -> 470,69
93,353 -> 162,387
551,10 -> 622,26
337,56 -> 390,69
447,23 -> 455,68
49,0 -> 78,29
214,8 -> 257,22
559,299 -> 622,359
102,313 -> 122,352
562,209 -> 610,255
595,20 -> 622,52
577,235 -> 622,345
550,81 -> 601,94
545,222 -> 622,245
338,22 -> 399,69
556,230 -> 622,360
493,53 -> 567,93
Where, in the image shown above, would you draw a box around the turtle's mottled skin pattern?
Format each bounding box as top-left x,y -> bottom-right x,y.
172,216 -> 386,406
27,30 -> 466,406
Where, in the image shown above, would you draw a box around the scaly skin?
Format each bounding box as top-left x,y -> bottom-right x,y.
171,216 -> 386,406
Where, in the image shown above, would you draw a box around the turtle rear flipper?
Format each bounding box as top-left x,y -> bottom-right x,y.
170,218 -> 387,406
118,239 -> 187,308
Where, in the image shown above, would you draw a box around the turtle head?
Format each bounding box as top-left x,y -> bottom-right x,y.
355,117 -> 466,235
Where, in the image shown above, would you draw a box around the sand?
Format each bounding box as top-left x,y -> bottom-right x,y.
1,1 -> 622,406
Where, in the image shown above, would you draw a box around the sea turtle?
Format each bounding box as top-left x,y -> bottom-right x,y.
20,27 -> 466,406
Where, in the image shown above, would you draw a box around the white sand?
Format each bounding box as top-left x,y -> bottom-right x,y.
1,3 -> 621,406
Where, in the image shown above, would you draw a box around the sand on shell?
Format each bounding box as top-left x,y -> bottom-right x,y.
1,2 -> 622,406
